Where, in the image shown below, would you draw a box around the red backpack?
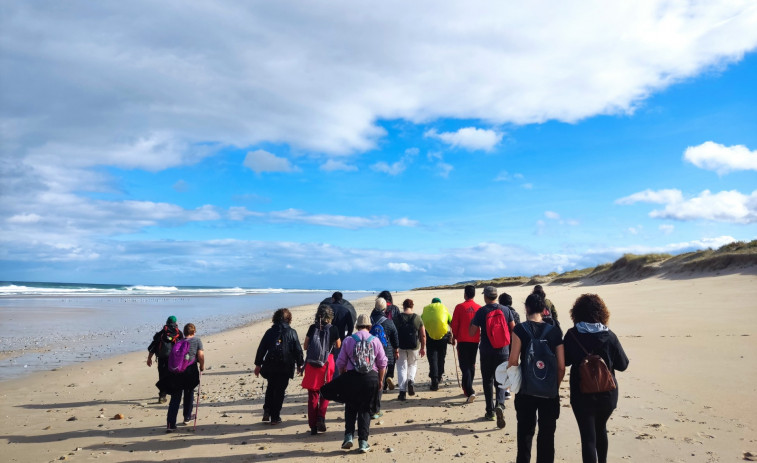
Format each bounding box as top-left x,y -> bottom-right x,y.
485,307 -> 511,349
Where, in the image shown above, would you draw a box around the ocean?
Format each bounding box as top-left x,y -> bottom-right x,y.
0,281 -> 370,381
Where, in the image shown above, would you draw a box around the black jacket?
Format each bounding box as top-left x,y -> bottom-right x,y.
255,323 -> 304,379
564,327 -> 629,408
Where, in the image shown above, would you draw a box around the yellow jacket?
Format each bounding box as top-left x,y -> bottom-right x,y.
421,302 -> 452,340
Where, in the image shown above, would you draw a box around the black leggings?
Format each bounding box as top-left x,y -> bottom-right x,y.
571,401 -> 615,463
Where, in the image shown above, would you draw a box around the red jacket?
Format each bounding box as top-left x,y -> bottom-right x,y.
451,299 -> 481,343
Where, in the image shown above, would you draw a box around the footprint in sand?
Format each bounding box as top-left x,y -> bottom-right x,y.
743,451 -> 757,461
636,433 -> 655,440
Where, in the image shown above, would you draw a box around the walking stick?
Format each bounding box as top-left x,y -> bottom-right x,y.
193,371 -> 202,431
452,343 -> 461,391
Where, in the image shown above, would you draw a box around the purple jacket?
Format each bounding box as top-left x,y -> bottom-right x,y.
336,329 -> 388,372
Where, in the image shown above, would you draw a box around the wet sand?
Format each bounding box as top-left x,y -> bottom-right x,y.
1,273 -> 756,462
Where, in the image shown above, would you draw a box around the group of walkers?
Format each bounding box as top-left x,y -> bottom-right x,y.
146,316 -> 205,432
146,286 -> 628,462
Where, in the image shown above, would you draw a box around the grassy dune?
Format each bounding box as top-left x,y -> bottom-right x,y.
416,239 -> 757,290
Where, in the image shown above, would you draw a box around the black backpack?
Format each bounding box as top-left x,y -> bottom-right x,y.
158,326 -> 182,359
396,314 -> 419,349
264,326 -> 288,366
305,323 -> 332,367
520,322 -> 559,398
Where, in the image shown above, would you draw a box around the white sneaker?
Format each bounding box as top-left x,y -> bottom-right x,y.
466,393 -> 476,404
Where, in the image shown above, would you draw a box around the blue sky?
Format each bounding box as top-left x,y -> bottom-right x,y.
1,1 -> 756,290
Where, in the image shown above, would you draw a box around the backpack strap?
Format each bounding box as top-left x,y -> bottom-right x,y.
569,330 -> 591,356
373,316 -> 387,327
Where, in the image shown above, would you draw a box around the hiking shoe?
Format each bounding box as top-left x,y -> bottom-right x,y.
371,411 -> 383,420
430,380 -> 439,391
158,394 -> 167,404
466,393 -> 476,404
262,411 -> 270,422
316,417 -> 327,433
398,391 -> 407,401
341,433 -> 354,449
310,427 -> 318,435
358,440 -> 371,453
484,412 -> 495,421
386,377 -> 395,390
166,426 -> 177,433
408,380 -> 415,396
270,417 -> 282,425
505,390 -> 512,400
495,404 -> 506,429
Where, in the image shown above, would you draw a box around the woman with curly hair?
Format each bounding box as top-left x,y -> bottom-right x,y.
254,308 -> 304,425
563,294 -> 629,463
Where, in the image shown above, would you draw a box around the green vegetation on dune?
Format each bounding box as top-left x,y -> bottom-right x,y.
413,240 -> 757,290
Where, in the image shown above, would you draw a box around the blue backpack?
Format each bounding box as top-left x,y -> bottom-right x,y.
369,317 -> 388,347
519,323 -> 559,398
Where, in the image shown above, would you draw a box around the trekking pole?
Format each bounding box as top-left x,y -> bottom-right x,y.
193,371 -> 202,432
452,343 -> 461,391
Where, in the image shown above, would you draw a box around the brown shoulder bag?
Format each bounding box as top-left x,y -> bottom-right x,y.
570,331 -> 616,394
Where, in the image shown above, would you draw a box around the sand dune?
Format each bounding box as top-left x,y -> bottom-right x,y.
1,272 -> 756,462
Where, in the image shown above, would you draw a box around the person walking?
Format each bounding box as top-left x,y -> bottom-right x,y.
451,285 -> 481,402
499,292 -> 521,401
421,297 -> 453,391
563,294 -> 629,463
532,285 -> 559,327
370,298 -> 399,417
159,323 -> 204,432
469,286 -> 515,428
377,290 -> 401,320
394,298 -> 426,401
334,314 -> 388,453
254,308 -> 305,425
323,292 -> 355,379
147,315 -> 183,403
301,304 -> 341,435
507,293 -> 565,463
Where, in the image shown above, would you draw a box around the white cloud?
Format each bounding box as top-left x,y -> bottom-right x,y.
628,226 -> 641,235
5,1 -> 756,169
371,159 -> 408,176
586,236 -> 737,258
173,180 -> 189,192
545,211 -> 561,220
320,159 -> 358,172
684,141 -> 757,174
268,209 -> 390,229
543,210 -> 579,227
618,188 -> 757,223
243,150 -> 299,174
522,183 -> 533,190
387,262 -> 425,272
425,127 -> 503,151
7,213 -> 41,224
616,189 -> 684,205
393,218 -> 419,227
659,224 -> 675,234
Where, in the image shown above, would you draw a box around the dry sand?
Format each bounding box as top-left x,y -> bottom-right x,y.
1,272 -> 756,462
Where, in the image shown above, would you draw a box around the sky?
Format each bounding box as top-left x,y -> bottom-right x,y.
1,1 -> 756,290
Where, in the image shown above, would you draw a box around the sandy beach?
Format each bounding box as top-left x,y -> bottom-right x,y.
1,272 -> 756,462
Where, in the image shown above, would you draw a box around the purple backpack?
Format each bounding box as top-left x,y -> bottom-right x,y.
168,339 -> 195,373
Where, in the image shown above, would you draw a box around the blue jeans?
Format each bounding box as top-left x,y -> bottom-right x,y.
167,387 -> 195,428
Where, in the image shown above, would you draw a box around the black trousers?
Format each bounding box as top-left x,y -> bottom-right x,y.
344,371 -> 378,441
264,374 -> 290,420
514,393 -> 560,463
571,399 -> 615,463
457,342 -> 478,397
156,357 -> 170,395
480,349 -> 508,414
426,336 -> 448,381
